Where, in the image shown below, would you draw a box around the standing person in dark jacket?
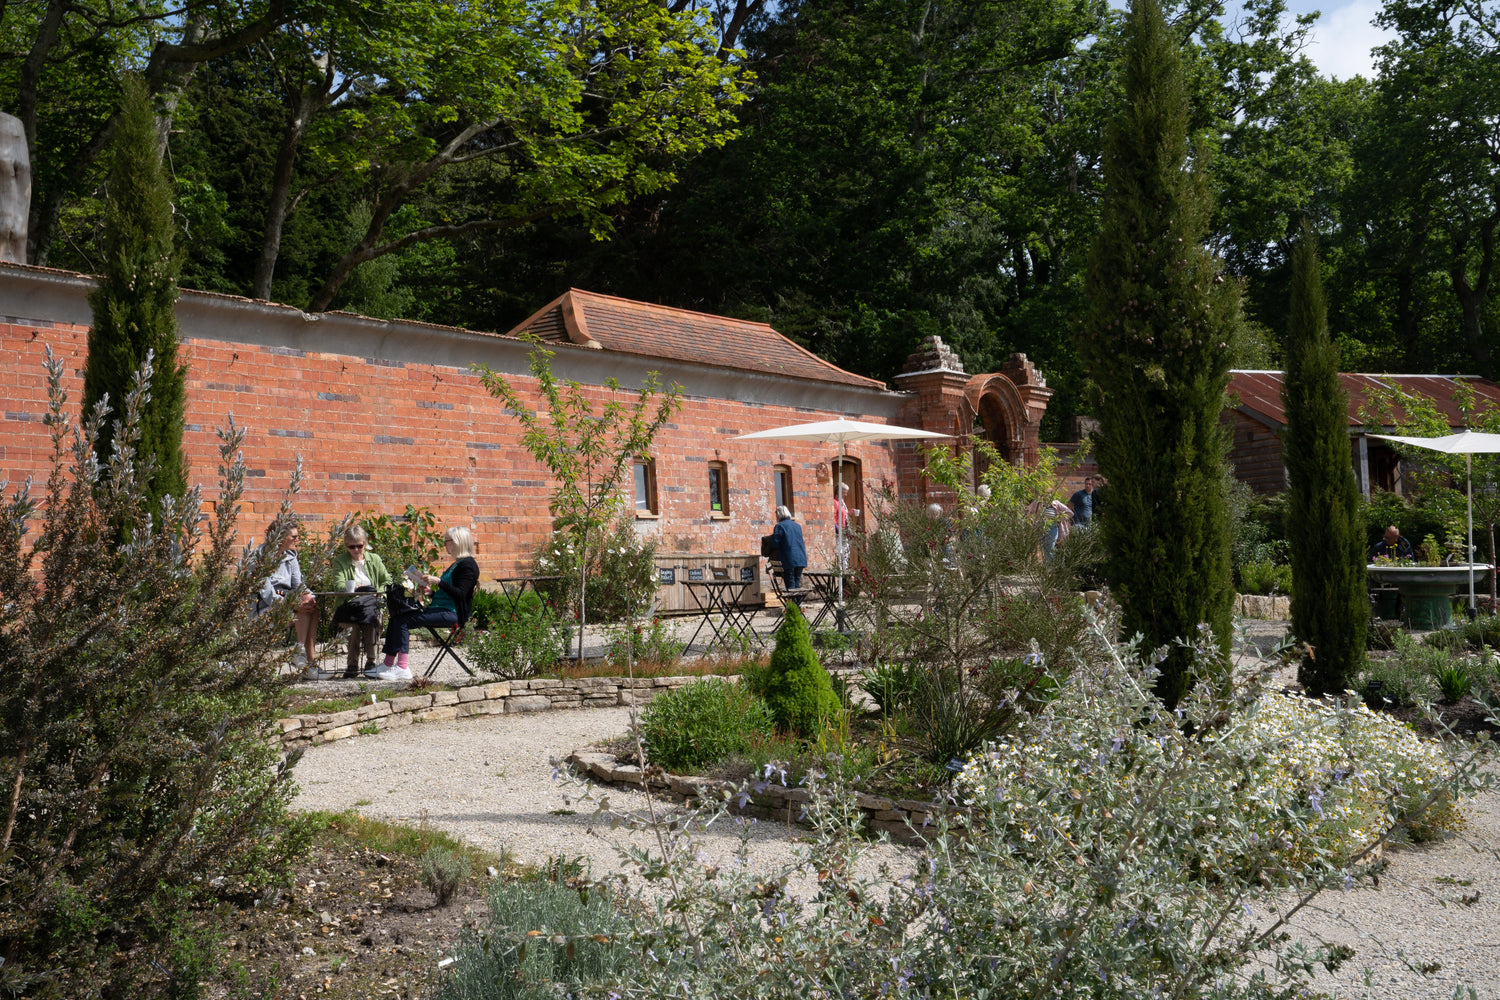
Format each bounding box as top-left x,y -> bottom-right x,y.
374,525 -> 479,681
772,506 -> 807,589
1069,476 -> 1097,526
1090,476 -> 1110,522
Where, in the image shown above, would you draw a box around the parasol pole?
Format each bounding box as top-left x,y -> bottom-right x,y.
1469,452 -> 1476,612
837,440 -> 846,618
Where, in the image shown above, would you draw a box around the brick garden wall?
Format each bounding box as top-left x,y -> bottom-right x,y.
0,265 -> 909,577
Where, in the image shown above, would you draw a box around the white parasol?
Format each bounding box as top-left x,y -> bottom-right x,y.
1369,430 -> 1500,611
736,418 -> 951,613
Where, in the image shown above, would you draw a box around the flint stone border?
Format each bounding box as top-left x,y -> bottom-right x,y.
567,750 -> 941,844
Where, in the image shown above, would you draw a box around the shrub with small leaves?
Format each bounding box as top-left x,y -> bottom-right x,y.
469,598 -> 568,680
638,678 -> 774,772
756,602 -> 841,736
437,878 -> 632,1000
1358,651 -> 1439,709
606,616 -> 686,668
421,847 -> 471,907
0,350 -> 313,997
1238,558 -> 1293,596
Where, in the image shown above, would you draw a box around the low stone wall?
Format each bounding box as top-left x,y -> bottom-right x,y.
278,676 -> 702,750
565,750 -> 954,843
1236,593 -> 1290,619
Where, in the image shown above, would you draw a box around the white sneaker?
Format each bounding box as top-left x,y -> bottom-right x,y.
291,651 -> 308,668
371,665 -> 412,682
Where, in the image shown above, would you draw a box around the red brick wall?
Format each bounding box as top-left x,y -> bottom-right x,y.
1,314 -> 900,578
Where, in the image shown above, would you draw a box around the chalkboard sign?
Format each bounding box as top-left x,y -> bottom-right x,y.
740,566 -> 755,582
687,568 -> 705,582
658,568 -> 675,585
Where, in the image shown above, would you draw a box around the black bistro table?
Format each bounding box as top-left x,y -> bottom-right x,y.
683,579 -> 762,649
798,571 -> 854,632
493,574 -> 564,616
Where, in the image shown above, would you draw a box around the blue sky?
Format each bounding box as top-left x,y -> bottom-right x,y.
1223,0 -> 1393,78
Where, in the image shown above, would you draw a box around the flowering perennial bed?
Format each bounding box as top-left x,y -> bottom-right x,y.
956,687 -> 1462,869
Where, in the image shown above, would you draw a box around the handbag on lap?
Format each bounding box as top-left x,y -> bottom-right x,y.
333,586 -> 382,626
386,583 -> 423,617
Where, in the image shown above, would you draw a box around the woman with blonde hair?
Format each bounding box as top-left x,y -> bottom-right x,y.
372,525 -> 479,681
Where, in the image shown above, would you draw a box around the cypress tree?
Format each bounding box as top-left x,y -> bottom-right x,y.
1283,225 -> 1366,695
82,75 -> 187,507
1079,0 -> 1236,707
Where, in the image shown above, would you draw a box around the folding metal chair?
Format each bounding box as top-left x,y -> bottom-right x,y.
422,624 -> 473,678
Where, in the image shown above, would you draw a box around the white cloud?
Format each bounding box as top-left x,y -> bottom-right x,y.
1301,0 -> 1396,79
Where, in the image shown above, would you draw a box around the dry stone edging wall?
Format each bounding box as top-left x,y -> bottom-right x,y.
278,675 -> 704,750
1236,594 -> 1290,619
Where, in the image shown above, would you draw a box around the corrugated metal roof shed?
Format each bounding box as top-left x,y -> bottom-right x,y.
1229,371 -> 1500,428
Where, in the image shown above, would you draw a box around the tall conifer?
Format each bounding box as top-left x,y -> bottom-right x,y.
83,75 -> 187,507
1079,0 -> 1236,706
1283,225 -> 1366,695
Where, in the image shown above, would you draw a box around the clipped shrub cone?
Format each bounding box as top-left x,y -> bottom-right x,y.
763,602 -> 841,736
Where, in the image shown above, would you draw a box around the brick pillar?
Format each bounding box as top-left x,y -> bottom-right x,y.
999,353 -> 1053,467
893,336 -> 971,507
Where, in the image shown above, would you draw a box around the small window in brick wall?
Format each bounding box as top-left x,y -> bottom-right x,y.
633,458 -> 659,515
708,461 -> 730,516
773,464 -> 793,514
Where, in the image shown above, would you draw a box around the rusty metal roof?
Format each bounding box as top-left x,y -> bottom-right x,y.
1229,370 -> 1500,429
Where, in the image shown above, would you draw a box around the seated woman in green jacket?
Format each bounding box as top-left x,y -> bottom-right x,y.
330,524 -> 393,679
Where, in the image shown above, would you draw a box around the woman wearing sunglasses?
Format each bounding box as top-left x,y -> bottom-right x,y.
329,524 -> 393,679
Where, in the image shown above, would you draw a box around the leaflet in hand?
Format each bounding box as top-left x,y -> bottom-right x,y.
405,565 -> 426,587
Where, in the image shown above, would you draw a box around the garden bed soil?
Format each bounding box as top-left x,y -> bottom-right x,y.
199,823 -> 497,999
1389,695 -> 1500,740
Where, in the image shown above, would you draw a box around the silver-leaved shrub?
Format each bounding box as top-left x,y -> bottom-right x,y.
444,620 -> 1492,1000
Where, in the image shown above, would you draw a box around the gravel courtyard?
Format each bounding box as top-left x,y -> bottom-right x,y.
291,689 -> 1500,999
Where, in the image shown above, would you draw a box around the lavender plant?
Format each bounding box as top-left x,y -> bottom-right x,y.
0,349 -> 316,997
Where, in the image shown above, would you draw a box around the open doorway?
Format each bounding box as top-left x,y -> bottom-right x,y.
832,456 -> 863,530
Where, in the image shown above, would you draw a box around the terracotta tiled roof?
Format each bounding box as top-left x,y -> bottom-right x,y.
1229,370 -> 1500,428
507,289 -> 887,390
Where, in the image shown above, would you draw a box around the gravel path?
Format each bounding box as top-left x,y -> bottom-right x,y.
1282,784 -> 1500,999
291,704 -> 909,896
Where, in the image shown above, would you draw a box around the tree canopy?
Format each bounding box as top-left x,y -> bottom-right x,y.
7,0 -> 1500,421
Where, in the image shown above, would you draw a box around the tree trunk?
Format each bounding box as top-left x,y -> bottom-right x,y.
1449,212 -> 1497,379
254,94 -> 314,299
17,0 -> 65,153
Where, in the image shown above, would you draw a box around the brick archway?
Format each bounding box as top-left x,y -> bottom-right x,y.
963,373 -> 1029,465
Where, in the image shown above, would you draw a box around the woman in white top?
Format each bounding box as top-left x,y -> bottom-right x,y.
253,520 -> 321,673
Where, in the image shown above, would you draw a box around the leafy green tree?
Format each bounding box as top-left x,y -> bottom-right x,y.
1351,0 -> 1500,378
0,350 -> 313,998
475,345 -> 682,661
82,75 -> 187,509
1282,226 -> 1366,696
302,0 -> 745,311
1079,0 -> 1236,707
0,0 -> 301,265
